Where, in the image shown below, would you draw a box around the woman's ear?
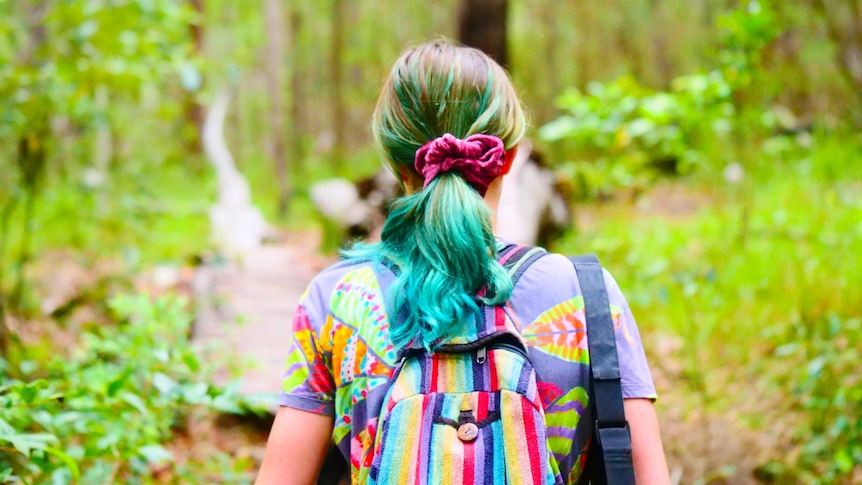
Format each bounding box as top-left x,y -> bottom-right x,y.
501,145 -> 519,175
397,165 -> 424,195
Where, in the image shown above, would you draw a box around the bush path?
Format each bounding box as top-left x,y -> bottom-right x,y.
192,232 -> 334,399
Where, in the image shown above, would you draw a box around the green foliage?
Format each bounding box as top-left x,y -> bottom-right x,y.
538,72 -> 735,197
771,316 -> 862,483
0,294 -> 265,484
0,0 -> 197,136
0,161 -> 214,322
538,1 -> 782,199
716,1 -> 781,88
552,134 -> 862,482
0,0 -> 205,338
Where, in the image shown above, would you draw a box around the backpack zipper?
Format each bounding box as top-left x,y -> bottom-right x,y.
491,342 -> 530,360
475,343 -> 529,364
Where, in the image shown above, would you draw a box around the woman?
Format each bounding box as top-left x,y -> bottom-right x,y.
256,40 -> 671,485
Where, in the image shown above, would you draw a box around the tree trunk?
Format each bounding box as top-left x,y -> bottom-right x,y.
184,0 -> 205,155
811,0 -> 862,117
701,0 -> 715,30
0,193 -> 18,357
617,0 -> 644,82
264,0 -> 290,216
289,8 -> 307,195
536,1 -> 560,124
457,0 -> 509,69
1,0 -> 49,357
771,2 -> 814,115
93,85 -> 113,177
9,134 -> 45,319
650,0 -> 674,89
574,0 -> 593,90
330,0 -> 347,170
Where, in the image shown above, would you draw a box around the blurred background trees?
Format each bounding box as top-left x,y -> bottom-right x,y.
1,0 -> 860,483
0,0 -> 200,352
458,0 -> 509,68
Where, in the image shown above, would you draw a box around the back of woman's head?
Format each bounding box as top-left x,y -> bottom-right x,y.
372,41 -> 525,172
353,40 -> 526,350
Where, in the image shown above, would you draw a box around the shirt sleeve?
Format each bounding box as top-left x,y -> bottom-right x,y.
603,268 -> 658,401
277,294 -> 336,415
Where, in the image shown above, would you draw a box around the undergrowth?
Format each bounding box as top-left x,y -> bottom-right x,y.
0,160 -> 215,323
553,133 -> 862,483
0,294 -> 267,484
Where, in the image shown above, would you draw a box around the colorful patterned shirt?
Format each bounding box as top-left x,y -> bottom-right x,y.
279,246 -> 656,484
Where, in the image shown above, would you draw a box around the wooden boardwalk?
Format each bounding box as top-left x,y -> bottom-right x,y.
192,234 -> 334,400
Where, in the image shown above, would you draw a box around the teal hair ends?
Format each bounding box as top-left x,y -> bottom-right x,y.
345,174 -> 512,350
347,40 -> 525,350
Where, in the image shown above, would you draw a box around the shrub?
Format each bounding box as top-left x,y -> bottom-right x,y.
0,294 -> 264,484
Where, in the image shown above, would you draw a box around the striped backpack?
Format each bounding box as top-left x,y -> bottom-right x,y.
367,245 -> 559,485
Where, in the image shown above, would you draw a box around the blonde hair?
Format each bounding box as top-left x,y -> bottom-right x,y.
348,40 -> 527,350
371,40 -> 526,174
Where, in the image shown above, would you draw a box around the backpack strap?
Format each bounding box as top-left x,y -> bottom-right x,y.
316,445 -> 347,485
570,255 -> 636,485
498,243 -> 547,287
394,243 -> 547,360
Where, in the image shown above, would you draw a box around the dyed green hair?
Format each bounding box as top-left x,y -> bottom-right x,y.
347,40 -> 526,350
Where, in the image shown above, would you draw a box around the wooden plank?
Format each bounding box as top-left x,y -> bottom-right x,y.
192,243 -> 330,403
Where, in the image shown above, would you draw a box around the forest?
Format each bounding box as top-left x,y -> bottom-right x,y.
1,0 -> 860,483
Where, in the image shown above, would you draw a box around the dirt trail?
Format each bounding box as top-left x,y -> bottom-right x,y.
192,231 -> 334,398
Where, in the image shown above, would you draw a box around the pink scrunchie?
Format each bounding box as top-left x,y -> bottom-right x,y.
414,133 -> 506,197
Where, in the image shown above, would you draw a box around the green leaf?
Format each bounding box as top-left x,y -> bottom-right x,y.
121,392 -> 149,415
138,444 -> 173,465
627,119 -> 656,138
153,348 -> 170,363
107,369 -> 132,397
807,357 -> 827,379
19,382 -> 41,404
538,117 -> 577,141
834,448 -> 853,473
76,21 -> 99,41
179,63 -> 202,92
774,343 -> 799,357
181,382 -> 210,405
1,432 -> 58,456
44,447 -> 81,479
210,393 -> 244,415
50,467 -> 73,485
152,372 -> 177,396
182,352 -> 200,372
18,360 -> 38,375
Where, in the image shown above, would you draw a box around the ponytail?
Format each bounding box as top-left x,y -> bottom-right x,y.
347,40 -> 526,350
371,172 -> 512,350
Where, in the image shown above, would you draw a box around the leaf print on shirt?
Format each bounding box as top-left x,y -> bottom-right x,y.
282,303 -> 334,397
544,386 -> 589,467
521,296 -> 590,364
323,266 -> 398,480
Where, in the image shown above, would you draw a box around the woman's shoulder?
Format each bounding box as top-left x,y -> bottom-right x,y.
317,257 -> 376,278
307,257 -> 375,291
511,249 -> 630,311
302,257 -> 393,307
